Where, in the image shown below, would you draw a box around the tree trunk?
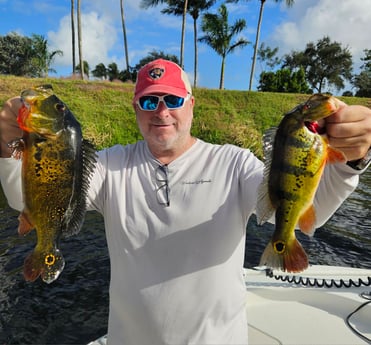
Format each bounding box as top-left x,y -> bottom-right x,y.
193,17 -> 198,88
180,0 -> 188,69
249,0 -> 266,91
120,0 -> 130,73
77,0 -> 84,80
71,0 -> 76,76
219,56 -> 225,90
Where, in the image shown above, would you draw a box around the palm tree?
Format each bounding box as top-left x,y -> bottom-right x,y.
76,60 -> 90,79
120,0 -> 130,74
179,0 -> 188,68
163,0 -> 216,88
189,0 -> 216,87
135,50 -> 180,71
92,63 -> 108,80
71,0 -> 76,76
77,0 -> 84,80
249,0 -> 294,90
107,62 -> 121,81
140,0 -> 188,68
199,4 -> 249,89
30,34 -> 63,77
227,0 -> 294,90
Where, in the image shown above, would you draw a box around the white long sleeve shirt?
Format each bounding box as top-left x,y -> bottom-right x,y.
0,139 -> 361,345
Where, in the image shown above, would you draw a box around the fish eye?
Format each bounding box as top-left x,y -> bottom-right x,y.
55,103 -> 65,112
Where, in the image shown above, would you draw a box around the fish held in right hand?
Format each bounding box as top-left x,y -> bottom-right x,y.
257,94 -> 346,273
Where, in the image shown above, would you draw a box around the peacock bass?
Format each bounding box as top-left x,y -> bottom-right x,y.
9,85 -> 97,283
256,94 -> 346,273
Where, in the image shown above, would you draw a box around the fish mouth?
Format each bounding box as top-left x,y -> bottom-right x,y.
21,85 -> 53,106
17,103 -> 32,132
304,121 -> 326,134
21,84 -> 53,99
18,85 -> 56,136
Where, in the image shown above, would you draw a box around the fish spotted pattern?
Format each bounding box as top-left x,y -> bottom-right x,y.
9,85 -> 97,283
257,94 -> 346,273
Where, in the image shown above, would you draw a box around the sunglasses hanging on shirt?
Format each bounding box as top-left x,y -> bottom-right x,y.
155,165 -> 170,207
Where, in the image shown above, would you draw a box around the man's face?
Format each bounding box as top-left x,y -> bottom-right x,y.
134,93 -> 195,152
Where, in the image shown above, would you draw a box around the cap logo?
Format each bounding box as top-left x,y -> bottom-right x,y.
149,67 -> 164,80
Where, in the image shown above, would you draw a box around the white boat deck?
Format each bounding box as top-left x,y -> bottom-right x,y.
245,265 -> 371,345
88,265 -> 371,345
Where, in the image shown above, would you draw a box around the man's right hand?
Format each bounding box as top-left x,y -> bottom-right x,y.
0,97 -> 23,158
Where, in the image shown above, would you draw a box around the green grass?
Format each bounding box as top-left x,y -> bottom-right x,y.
1,75 -> 371,160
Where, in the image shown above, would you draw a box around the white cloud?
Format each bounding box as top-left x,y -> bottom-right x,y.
48,12 -> 118,73
46,0 -> 188,73
83,0 -> 143,20
270,0 -> 371,67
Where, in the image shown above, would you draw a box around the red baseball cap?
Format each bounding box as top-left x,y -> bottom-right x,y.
134,59 -> 192,102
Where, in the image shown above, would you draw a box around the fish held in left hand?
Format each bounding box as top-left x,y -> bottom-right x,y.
8,84 -> 97,284
256,94 -> 346,273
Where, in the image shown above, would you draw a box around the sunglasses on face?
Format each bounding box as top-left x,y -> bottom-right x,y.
137,94 -> 191,111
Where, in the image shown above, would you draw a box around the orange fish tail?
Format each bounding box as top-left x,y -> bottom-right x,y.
260,238 -> 308,273
24,248 -> 65,284
282,239 -> 308,273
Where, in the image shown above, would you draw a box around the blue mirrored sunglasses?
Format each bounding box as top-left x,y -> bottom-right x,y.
137,94 -> 191,111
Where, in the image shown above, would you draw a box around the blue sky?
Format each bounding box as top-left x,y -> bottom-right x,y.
1,0 -> 370,93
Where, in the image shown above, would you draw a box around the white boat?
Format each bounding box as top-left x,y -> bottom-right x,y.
88,265 -> 371,345
245,265 -> 371,345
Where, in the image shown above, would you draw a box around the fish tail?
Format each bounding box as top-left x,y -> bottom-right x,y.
24,248 -> 65,284
260,238 -> 308,273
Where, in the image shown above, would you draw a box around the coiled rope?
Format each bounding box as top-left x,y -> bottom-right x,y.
265,268 -> 371,288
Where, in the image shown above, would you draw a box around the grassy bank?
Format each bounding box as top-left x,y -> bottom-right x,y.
1,75 -> 371,160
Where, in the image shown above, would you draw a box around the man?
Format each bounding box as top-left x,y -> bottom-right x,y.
0,59 -> 370,344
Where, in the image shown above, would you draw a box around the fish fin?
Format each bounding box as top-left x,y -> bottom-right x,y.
62,139 -> 97,237
282,239 -> 309,273
18,212 -> 34,236
259,238 -> 308,273
259,240 -> 284,270
326,145 -> 346,164
256,174 -> 275,225
24,248 -> 65,284
298,205 -> 316,236
256,128 -> 276,225
40,248 -> 65,284
262,127 -> 277,161
24,251 -> 42,282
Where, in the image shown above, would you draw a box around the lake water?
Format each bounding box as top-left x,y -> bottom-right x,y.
0,169 -> 370,344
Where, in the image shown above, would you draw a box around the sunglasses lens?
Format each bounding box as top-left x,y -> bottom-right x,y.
164,95 -> 184,109
139,96 -> 159,110
138,94 -> 188,111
